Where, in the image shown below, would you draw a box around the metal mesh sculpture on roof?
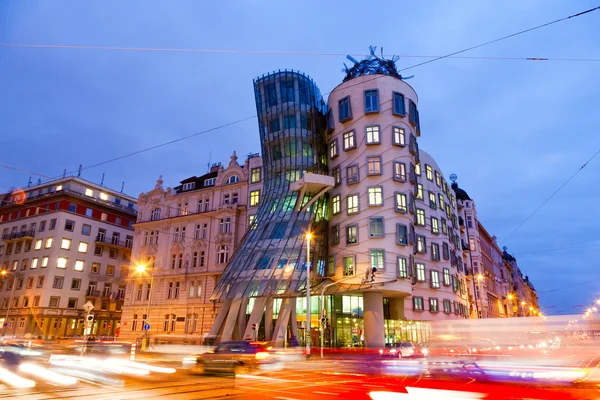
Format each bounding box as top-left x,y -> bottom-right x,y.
343,46 -> 409,82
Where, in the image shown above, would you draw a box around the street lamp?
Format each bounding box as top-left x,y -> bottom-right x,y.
305,232 -> 312,358
1,270 -> 16,338
135,263 -> 154,350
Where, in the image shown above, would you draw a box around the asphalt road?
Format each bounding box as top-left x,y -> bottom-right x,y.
2,356 -> 600,399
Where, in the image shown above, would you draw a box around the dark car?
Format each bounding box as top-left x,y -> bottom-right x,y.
191,341 -> 274,375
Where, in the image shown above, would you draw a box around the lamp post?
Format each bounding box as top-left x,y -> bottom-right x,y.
476,274 -> 484,318
305,232 -> 312,358
507,294 -> 514,317
136,263 -> 154,350
1,270 -> 16,338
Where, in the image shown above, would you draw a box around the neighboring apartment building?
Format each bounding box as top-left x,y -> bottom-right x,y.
454,180 -> 539,318
119,152 -> 262,341
0,177 -> 136,339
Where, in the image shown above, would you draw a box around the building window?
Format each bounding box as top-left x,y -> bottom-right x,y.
441,218 -> 447,235
250,167 -> 261,183
429,192 -> 437,209
364,89 -> 379,113
467,215 -> 473,228
339,96 -> 352,122
367,156 -> 382,175
331,225 -> 340,245
343,256 -> 355,276
53,276 -> 64,289
392,126 -> 405,146
332,195 -> 341,215
346,224 -> 358,245
45,238 -> 53,248
393,92 -> 405,116
416,184 -> 423,200
182,182 -> 196,191
443,300 -> 451,314
431,270 -> 440,288
347,195 -> 359,215
368,187 -> 383,206
417,235 -> 427,254
217,245 -> 229,264
395,193 -> 407,213
57,257 -> 68,269
396,224 -> 408,245
431,243 -> 440,261
369,217 -> 384,238
393,162 -> 406,181
435,171 -> 441,187
416,263 -> 425,282
365,125 -> 380,144
219,218 -> 231,234
329,139 -> 338,159
91,262 -> 100,273
469,237 -> 476,251
250,190 -> 260,207
397,257 -> 408,278
41,257 -> 48,268
425,165 -> 433,181
49,297 -> 60,308
106,265 -> 115,275
49,218 -> 56,230
329,167 -> 340,186
429,298 -> 439,312
343,130 -> 356,150
151,208 -> 161,221
416,209 -> 425,226
60,238 -> 71,250
443,268 -> 451,286
438,194 -> 445,211
78,241 -> 88,253
226,175 -> 239,184
74,260 -> 84,271
346,164 -> 359,184
370,249 -> 384,271
431,217 -> 439,234
413,297 -> 424,311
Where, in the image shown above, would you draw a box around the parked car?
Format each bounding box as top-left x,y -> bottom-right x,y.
380,342 -> 415,358
191,340 -> 274,375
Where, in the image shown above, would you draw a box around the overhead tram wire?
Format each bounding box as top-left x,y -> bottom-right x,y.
501,147 -> 600,244
4,6 -> 599,186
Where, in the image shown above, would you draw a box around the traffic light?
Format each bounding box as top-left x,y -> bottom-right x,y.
86,314 -> 94,323
321,317 -> 327,325
370,267 -> 377,282
251,324 -> 256,331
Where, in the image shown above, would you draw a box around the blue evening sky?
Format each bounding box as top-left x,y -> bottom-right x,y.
1,1 -> 599,315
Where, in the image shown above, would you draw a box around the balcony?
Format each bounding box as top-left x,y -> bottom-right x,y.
95,235 -> 132,250
2,229 -> 35,242
86,289 -> 101,298
461,240 -> 471,253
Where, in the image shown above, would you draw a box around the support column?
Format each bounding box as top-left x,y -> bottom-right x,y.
264,298 -> 274,341
209,298 -> 232,338
242,297 -> 267,340
272,298 -> 293,347
237,298 -> 250,339
220,298 -> 242,342
363,292 -> 384,349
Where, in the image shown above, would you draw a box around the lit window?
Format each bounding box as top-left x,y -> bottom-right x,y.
416,263 -> 426,281
431,270 -> 440,288
74,260 -> 84,271
41,257 -> 48,268
34,239 -> 42,250
438,194 -> 445,211
430,298 -> 439,312
85,188 -> 93,196
413,297 -> 424,311
332,167 -> 341,186
251,168 -> 261,183
329,139 -> 338,159
443,268 -> 451,286
78,242 -> 88,253
393,162 -> 406,181
370,249 -> 384,271
431,217 -> 439,234
435,171 -> 441,187
415,163 -> 421,176
364,90 -> 379,113
347,195 -> 359,214
101,213 -> 107,221
57,257 -> 68,269
397,257 -> 408,278
425,165 -> 433,181
367,156 -> 381,175
250,190 -> 260,207
338,96 -> 352,122
417,236 -> 427,253
343,256 -> 354,276
365,125 -> 380,144
416,184 -> 423,200
332,195 -> 341,215
100,192 -> 108,201
469,237 -> 476,251
31,258 -> 38,269
60,238 -> 71,250
368,187 -> 383,206
45,238 -> 53,248
393,126 -> 405,146
343,130 -> 356,150
429,192 -> 437,209
395,193 -> 407,213
56,185 -> 63,191
416,209 -> 426,226
346,225 -> 357,244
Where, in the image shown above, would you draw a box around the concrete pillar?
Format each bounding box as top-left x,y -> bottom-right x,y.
264,298 -> 274,341
389,298 -> 405,320
363,292 -> 384,349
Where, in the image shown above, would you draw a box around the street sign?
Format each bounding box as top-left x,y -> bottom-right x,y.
83,301 -> 95,313
143,323 -> 150,331
86,314 -> 94,323
2,322 -> 6,327
107,323 -> 112,329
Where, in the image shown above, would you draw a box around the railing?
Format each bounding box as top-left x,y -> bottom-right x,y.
2,229 -> 36,241
95,235 -> 133,249
86,289 -> 101,297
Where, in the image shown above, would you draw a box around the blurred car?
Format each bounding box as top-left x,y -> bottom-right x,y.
380,342 -> 415,358
190,340 -> 275,375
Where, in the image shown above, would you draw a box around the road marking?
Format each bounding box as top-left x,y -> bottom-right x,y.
313,391 -> 339,395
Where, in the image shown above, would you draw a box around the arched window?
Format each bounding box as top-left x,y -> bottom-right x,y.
217,245 -> 229,264
226,175 -> 239,184
151,207 -> 161,221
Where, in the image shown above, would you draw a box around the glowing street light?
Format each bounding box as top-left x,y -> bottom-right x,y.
135,263 -> 154,349
507,294 -> 514,300
476,274 -> 484,281
0,270 -> 16,338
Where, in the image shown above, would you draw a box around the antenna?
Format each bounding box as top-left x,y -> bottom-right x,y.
100,173 -> 105,186
207,151 -> 212,173
27,177 -> 32,188
77,165 -> 82,178
120,181 -> 125,194
63,169 -> 67,178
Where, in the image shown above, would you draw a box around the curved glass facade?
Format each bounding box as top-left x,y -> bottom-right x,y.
212,70 -> 329,301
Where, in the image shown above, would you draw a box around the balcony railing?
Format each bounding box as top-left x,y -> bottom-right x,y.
86,289 -> 101,297
2,229 -> 36,241
95,235 -> 133,249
